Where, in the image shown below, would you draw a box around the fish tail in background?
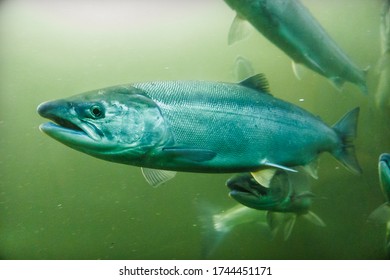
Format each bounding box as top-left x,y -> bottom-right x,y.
194,202 -> 226,259
196,202 -> 248,258
331,107 -> 362,174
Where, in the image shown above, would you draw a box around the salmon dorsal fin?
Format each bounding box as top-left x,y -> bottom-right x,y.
239,74 -> 271,95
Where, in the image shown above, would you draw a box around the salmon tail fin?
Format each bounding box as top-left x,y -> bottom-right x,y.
194,201 -> 228,259
332,107 -> 362,174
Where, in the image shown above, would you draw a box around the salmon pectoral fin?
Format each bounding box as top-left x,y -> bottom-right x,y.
251,164 -> 297,188
251,169 -> 277,189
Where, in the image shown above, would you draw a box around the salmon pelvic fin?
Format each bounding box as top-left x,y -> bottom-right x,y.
332,107 -> 362,175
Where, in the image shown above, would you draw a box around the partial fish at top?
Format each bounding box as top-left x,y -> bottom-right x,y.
224,0 -> 368,94
37,74 -> 362,187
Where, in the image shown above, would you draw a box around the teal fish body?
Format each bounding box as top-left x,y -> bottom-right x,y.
224,0 -> 368,94
132,78 -> 339,172
38,75 -> 361,186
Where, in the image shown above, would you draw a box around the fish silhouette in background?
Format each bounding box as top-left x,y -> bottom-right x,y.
224,0 -> 368,94
375,0 -> 390,114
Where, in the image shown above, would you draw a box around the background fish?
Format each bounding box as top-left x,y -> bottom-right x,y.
224,0 -> 368,94
227,170 -> 325,240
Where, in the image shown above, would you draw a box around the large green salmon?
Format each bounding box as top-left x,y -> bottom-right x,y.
37,74 -> 361,186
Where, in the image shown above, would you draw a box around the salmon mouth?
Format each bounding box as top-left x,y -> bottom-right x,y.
39,121 -> 86,137
226,174 -> 268,198
49,116 -> 84,133
39,119 -> 102,142
37,101 -> 102,142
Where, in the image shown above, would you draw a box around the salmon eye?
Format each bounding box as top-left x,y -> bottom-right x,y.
90,105 -> 104,118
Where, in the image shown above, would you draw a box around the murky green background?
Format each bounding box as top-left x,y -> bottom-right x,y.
0,0 -> 389,259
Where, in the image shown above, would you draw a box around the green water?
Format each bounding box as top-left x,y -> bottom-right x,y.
0,0 -> 388,259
